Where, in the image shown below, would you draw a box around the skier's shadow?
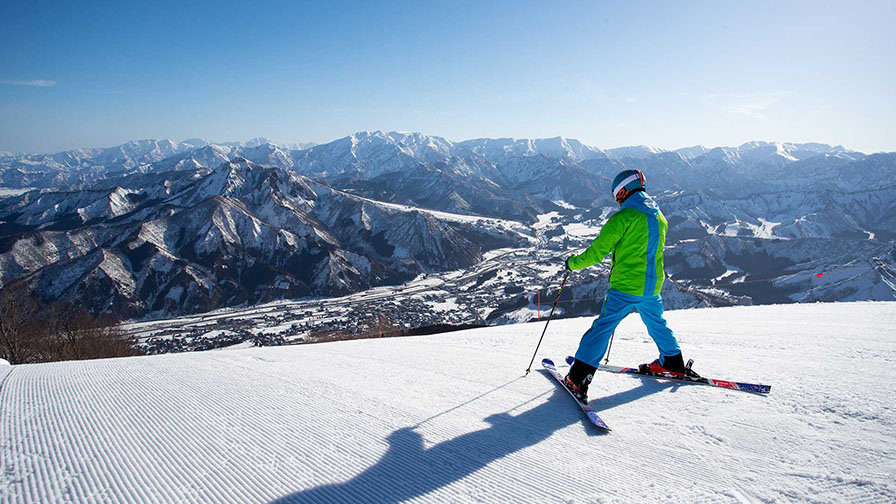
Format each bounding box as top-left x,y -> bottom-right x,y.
270,373 -> 665,504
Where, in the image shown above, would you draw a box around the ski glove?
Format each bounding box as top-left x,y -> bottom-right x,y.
565,256 -> 572,271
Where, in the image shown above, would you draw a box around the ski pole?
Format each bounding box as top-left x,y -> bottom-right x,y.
525,269 -> 569,375
603,332 -> 615,364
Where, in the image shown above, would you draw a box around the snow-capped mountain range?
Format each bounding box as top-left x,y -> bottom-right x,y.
0,156 -> 527,318
0,138 -> 316,189
0,131 -> 893,320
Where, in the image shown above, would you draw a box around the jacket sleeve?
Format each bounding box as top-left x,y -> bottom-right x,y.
567,211 -> 627,270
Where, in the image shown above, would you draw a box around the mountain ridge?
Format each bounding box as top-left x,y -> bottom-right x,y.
0,131 -> 893,322
0,132 -> 869,186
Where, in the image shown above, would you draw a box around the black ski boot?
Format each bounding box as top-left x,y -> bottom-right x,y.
563,358 -> 597,403
662,353 -> 687,374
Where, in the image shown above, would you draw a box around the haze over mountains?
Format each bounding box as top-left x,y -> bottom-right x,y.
0,131 -> 894,322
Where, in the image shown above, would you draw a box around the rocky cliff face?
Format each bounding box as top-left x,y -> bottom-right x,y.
0,158 -> 526,318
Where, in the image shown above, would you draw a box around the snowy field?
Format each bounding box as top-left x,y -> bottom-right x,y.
2,302 -> 895,503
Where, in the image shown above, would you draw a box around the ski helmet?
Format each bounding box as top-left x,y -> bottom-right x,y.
611,169 -> 646,204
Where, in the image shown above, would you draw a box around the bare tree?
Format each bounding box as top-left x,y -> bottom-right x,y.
43,302 -> 140,361
0,283 -> 46,364
360,314 -> 404,339
0,285 -> 140,364
305,330 -> 354,344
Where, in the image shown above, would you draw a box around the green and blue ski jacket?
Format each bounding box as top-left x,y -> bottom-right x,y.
567,191 -> 667,297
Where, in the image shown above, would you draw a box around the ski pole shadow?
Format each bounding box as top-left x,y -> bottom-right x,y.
269,375 -> 664,503
412,375 -> 526,428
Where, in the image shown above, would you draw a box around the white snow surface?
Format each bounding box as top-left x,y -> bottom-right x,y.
564,222 -> 602,239
0,188 -> 31,197
2,302 -> 895,503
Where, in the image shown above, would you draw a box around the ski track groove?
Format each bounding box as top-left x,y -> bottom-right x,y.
84,360 -> 212,504
676,424 -> 758,504
544,365 -> 763,502
320,349 -> 758,503
3,302 -> 895,503
152,355 -> 320,502
273,347 -> 743,502
184,354 -> 405,502
202,353 -> 547,502
163,357 -> 364,502
205,351 -> 623,502
36,362 -> 179,502
0,352 -> 866,504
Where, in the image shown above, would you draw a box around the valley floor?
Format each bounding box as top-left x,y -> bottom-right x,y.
2,302 -> 895,503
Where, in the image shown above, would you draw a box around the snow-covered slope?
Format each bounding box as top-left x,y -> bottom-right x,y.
2,302 -> 894,503
606,145 -> 668,159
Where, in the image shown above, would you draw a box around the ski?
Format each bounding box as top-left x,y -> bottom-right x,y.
542,358 -> 611,430
565,356 -> 771,394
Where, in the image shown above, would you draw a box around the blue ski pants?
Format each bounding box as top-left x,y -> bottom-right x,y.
574,289 -> 681,368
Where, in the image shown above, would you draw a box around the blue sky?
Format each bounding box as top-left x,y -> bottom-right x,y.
1,0 -> 894,153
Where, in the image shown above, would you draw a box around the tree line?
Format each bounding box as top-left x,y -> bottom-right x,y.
0,283 -> 140,365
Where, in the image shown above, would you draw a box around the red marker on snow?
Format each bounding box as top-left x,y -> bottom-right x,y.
816,273 -> 824,279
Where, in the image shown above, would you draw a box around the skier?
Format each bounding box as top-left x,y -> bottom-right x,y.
562,169 -> 687,402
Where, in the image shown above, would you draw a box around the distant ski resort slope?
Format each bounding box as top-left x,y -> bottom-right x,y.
2,302 -> 894,503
